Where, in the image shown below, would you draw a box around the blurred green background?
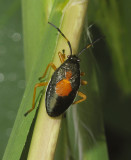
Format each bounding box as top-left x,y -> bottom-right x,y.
0,0 -> 25,158
0,0 -> 131,160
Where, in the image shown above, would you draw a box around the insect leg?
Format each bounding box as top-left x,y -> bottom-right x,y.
81,80 -> 88,85
39,63 -> 57,81
58,51 -> 65,63
80,72 -> 85,76
73,91 -> 87,104
24,82 -> 48,116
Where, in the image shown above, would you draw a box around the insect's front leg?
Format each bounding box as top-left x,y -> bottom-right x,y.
58,51 -> 66,63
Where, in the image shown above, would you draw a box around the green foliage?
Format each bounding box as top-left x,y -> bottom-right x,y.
88,0 -> 131,159
2,0 -> 131,160
3,0 -> 69,159
88,0 -> 131,94
0,0 -> 24,159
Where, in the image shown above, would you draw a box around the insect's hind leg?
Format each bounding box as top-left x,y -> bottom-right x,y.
24,82 -> 48,116
73,91 -> 87,104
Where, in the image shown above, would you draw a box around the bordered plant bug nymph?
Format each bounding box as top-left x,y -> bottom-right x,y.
24,22 -> 101,117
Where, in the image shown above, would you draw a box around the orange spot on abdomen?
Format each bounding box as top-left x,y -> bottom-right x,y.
55,71 -> 72,96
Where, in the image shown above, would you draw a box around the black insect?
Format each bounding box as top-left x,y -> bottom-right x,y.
24,22 -> 101,117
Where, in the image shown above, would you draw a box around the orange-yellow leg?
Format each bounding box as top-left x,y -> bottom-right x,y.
81,80 -> 88,85
39,63 -> 57,80
80,72 -> 85,76
73,91 -> 87,104
39,52 -> 65,81
58,51 -> 65,63
24,82 -> 48,116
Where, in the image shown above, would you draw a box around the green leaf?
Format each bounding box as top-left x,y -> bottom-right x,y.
3,0 -> 69,159
88,0 -> 131,94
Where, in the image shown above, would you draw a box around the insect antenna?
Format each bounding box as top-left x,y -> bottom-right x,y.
88,23 -> 95,30
48,22 -> 72,55
77,36 -> 103,56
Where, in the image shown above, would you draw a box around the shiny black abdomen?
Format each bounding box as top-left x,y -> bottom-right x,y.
45,55 -> 80,117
